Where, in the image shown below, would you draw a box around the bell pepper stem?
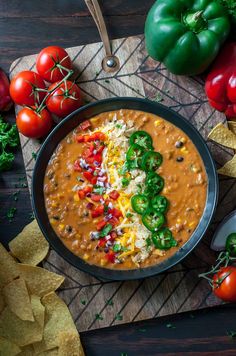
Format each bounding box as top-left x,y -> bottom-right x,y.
184,10 -> 207,33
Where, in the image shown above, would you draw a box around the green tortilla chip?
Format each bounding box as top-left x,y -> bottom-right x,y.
9,220 -> 49,266
218,154 -> 236,177
18,264 -> 64,297
0,337 -> 21,356
208,123 -> 236,150
3,277 -> 34,321
33,292 -> 77,353
0,243 -> 19,288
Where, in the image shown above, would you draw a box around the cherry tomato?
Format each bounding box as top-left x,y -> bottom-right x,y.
16,107 -> 53,139
36,46 -> 72,83
46,80 -> 81,118
109,190 -> 120,200
212,266 -> 236,302
10,71 -> 46,107
0,68 -> 12,111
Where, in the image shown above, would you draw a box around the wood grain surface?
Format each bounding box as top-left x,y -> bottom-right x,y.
9,33 -> 234,332
1,1 -> 236,354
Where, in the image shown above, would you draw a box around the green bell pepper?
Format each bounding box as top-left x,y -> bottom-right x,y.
145,0 -> 230,75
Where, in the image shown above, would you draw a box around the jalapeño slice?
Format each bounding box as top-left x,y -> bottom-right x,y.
131,194 -> 149,214
152,228 -> 177,250
129,131 -> 153,150
142,209 -> 165,232
141,151 -> 163,171
151,195 -> 169,213
126,144 -> 145,169
145,172 -> 164,195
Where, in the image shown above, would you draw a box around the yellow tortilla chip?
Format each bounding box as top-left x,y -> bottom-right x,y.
228,121 -> 236,136
18,264 -> 64,297
0,243 -> 19,287
9,220 -> 49,266
0,292 -> 5,313
58,331 -> 85,356
38,348 -> 59,355
3,277 -> 34,321
208,123 -> 236,150
0,337 -> 21,356
218,154 -> 236,177
31,295 -> 45,329
17,345 -> 34,356
33,292 -> 77,353
0,306 -> 43,347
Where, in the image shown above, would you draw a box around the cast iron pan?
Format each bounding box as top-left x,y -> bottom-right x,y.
32,97 -> 218,280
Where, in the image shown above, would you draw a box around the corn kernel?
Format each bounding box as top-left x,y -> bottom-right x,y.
181,137 -> 187,144
75,233 -> 81,239
188,221 -> 196,228
100,258 -> 107,266
49,218 -> 56,225
51,201 -> 58,208
58,224 -> 65,231
177,218 -> 181,224
83,253 -> 89,260
154,120 -> 161,126
74,194 -> 80,202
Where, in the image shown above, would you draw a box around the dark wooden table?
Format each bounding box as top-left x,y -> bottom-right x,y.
1,1 -> 236,354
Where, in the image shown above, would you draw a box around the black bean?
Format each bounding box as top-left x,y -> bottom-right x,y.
52,216 -> 60,221
175,141 -> 184,148
104,247 -> 109,253
65,225 -> 73,233
176,156 -> 184,162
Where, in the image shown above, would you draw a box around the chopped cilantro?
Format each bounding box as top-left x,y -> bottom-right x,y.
99,224 -> 112,237
105,79 -> 110,83
12,190 -> 20,201
121,177 -> 131,187
126,212 -> 133,218
121,352 -> 128,356
93,185 -> 105,195
115,313 -> 123,321
80,300 -> 87,305
113,243 -> 122,252
29,212 -> 35,220
95,313 -> 103,321
116,124 -> 123,129
32,152 -> 37,160
227,330 -> 236,338
7,207 -> 17,222
0,116 -> 20,172
106,299 -> 114,306
155,93 -> 164,103
138,328 -> 146,332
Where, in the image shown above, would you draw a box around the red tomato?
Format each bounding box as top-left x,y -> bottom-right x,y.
83,171 -> 97,185
73,160 -> 82,172
109,190 -> 120,200
0,68 -> 12,111
10,71 -> 46,106
79,120 -> 91,131
109,208 -> 123,218
96,220 -> 106,231
98,238 -> 106,248
106,251 -> 116,263
46,80 -> 81,118
91,194 -> 102,202
16,107 -> 53,139
36,46 -> 72,83
78,186 -> 92,199
212,267 -> 236,302
91,205 -> 104,218
87,132 -> 106,142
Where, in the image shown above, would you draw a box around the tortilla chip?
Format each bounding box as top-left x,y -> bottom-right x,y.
38,348 -> 59,355
3,277 -> 34,321
0,337 -> 21,356
218,154 -> 236,177
228,121 -> 236,136
208,123 -> 236,150
58,331 -> 85,356
0,306 -> 43,347
33,293 -> 77,353
17,345 -> 34,356
0,292 -> 5,313
9,220 -> 49,266
18,264 -> 64,297
0,243 -> 19,287
31,295 -> 45,329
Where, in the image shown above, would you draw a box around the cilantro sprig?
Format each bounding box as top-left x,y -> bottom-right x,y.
0,116 -> 19,172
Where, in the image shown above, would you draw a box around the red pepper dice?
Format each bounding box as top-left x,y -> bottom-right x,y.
205,43 -> 236,119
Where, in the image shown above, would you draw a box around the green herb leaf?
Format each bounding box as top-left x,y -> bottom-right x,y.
116,124 -> 123,129
227,330 -> 236,338
93,185 -> 105,195
120,352 -> 128,356
32,152 -> 37,160
80,300 -> 87,305
29,212 -> 35,220
7,207 -> 17,222
106,299 -> 114,306
0,116 -> 19,172
166,323 -> 176,329
138,328 -> 146,332
95,313 -> 103,321
115,313 -> 123,321
121,177 -> 131,187
126,212 -> 133,218
12,190 -> 20,201
99,224 -> 112,238
113,243 -> 121,252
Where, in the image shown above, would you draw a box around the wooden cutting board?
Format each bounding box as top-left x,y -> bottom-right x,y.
10,35 -> 236,332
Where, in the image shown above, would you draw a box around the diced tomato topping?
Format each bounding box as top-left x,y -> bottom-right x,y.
109,208 -> 123,218
91,194 -> 102,202
79,120 -> 91,131
110,231 -> 117,240
76,135 -> 85,143
87,132 -> 106,142
91,205 -> 104,218
83,148 -> 93,158
106,251 -> 116,263
83,171 -> 97,185
98,238 -> 106,248
73,160 -> 82,172
97,145 -> 105,154
78,190 -> 85,199
109,190 -> 120,200
96,220 -> 107,231
83,186 -> 92,194
109,217 -> 119,227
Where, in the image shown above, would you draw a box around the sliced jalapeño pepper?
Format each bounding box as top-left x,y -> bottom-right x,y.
225,233 -> 236,257
141,151 -> 163,171
126,144 -> 145,168
142,209 -> 165,232
145,172 -> 164,195
129,131 -> 153,150
152,228 -> 177,250
131,194 -> 149,214
151,195 -> 169,213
